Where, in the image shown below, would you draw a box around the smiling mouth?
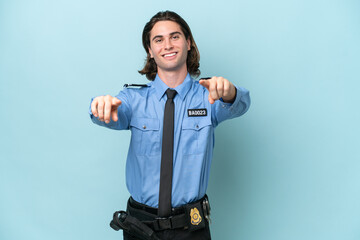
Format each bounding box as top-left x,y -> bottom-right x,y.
163,52 -> 177,58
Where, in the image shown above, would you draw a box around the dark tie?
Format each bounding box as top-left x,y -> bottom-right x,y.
158,89 -> 177,217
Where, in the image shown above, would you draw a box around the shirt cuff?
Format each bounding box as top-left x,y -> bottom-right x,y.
219,85 -> 243,109
89,97 -> 95,116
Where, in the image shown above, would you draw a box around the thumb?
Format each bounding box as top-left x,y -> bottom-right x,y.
112,97 -> 122,106
199,80 -> 210,90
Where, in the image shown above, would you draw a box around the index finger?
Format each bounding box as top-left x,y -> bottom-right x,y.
199,79 -> 210,89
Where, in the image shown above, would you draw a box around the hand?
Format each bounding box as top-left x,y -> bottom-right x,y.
199,76 -> 236,104
91,95 -> 122,123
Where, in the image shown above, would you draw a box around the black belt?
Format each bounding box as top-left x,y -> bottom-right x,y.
110,195 -> 211,238
127,195 -> 211,231
129,197 -> 186,216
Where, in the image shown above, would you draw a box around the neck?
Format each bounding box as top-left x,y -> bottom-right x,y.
157,65 -> 188,88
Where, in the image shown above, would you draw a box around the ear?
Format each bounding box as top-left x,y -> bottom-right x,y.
187,39 -> 191,51
148,47 -> 154,58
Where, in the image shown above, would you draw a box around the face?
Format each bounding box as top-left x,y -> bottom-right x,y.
148,20 -> 191,74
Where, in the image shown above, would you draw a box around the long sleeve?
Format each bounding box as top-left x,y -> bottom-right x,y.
89,89 -> 132,130
210,85 -> 251,127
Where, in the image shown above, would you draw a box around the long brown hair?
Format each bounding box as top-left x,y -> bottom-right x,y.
138,11 -> 200,80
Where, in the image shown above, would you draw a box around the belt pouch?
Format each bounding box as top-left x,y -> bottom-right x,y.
110,211 -> 160,240
185,201 -> 206,231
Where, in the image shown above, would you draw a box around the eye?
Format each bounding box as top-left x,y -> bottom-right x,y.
172,35 -> 180,39
153,37 -> 163,43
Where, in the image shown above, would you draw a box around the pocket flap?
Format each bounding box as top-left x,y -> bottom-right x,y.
182,117 -> 212,131
130,118 -> 160,131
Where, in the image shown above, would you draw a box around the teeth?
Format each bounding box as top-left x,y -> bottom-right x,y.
164,53 -> 176,57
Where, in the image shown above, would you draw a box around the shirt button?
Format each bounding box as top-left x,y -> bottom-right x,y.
196,125 -> 199,129
143,125 -> 146,129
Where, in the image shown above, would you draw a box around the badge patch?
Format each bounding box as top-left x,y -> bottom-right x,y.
187,108 -> 207,117
190,207 -> 202,225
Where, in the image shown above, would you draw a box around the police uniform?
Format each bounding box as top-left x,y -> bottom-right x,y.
90,73 -> 250,239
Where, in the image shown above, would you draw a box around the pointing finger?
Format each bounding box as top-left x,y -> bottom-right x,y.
199,80 -> 210,90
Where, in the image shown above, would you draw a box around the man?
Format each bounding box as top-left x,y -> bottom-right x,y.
90,10 -> 250,240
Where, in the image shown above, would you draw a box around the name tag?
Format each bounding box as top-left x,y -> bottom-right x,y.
187,108 -> 207,117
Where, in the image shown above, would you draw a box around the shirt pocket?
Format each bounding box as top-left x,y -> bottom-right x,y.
181,117 -> 212,155
130,117 -> 160,156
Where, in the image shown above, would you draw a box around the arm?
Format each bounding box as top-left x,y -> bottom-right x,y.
199,76 -> 237,104
89,91 -> 131,130
199,76 -> 250,127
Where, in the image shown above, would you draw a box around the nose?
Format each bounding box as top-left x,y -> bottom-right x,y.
164,38 -> 173,50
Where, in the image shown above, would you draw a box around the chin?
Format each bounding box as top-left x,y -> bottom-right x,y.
158,63 -> 180,71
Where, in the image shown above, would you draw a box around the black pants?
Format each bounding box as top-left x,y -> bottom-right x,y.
123,199 -> 211,240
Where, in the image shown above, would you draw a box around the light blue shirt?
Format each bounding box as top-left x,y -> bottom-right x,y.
90,73 -> 250,207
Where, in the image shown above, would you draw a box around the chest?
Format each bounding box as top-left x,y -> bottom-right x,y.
128,94 -> 213,156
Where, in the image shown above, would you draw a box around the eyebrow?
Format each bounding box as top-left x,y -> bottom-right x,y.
152,31 -> 182,41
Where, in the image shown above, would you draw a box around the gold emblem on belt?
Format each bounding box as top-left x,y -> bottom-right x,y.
190,207 -> 202,225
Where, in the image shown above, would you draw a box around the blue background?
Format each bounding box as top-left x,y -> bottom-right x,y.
1,0 -> 360,239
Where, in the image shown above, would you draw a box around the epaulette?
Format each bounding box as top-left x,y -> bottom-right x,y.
123,84 -> 149,88
199,77 -> 211,80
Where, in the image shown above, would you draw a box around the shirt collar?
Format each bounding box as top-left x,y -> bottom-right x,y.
153,73 -> 192,101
